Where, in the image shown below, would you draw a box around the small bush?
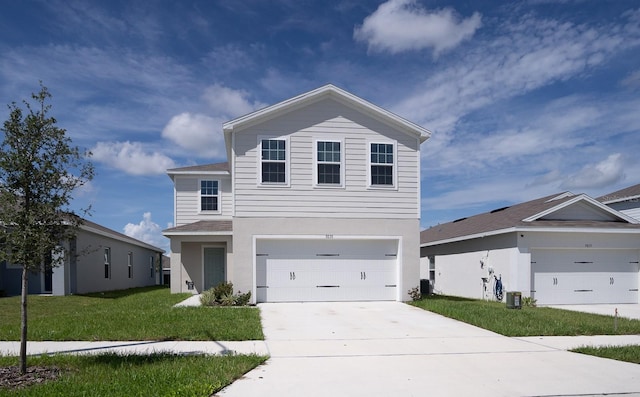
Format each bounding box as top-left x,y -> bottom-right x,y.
212,282 -> 234,299
200,282 -> 252,307
408,286 -> 421,301
521,296 -> 537,307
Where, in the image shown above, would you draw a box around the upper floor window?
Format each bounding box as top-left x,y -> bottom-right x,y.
200,180 -> 219,212
316,140 -> 343,186
260,138 -> 287,184
369,142 -> 395,187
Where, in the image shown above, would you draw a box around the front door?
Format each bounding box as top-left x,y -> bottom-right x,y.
203,247 -> 225,291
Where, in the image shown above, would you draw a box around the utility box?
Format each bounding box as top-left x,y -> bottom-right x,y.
506,291 -> 522,309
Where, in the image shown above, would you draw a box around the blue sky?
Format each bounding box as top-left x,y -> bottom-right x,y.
1,0 -> 639,253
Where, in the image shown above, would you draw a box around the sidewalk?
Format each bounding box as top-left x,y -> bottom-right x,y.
0,340 -> 269,357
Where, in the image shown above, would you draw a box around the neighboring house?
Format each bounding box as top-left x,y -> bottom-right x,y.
163,84 -> 431,303
162,255 -> 170,286
420,192 -> 640,305
0,219 -> 164,296
598,183 -> 640,222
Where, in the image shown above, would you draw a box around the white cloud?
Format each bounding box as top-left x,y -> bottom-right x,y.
561,153 -> 626,189
124,212 -> 167,251
354,0 -> 482,56
202,83 -> 266,118
161,112 -> 226,159
91,141 -> 176,175
395,11 -> 640,131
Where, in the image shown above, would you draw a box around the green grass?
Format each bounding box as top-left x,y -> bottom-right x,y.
571,345 -> 640,364
410,295 -> 640,336
0,286 -> 263,341
0,353 -> 267,396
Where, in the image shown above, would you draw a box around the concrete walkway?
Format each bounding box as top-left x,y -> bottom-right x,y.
0,340 -> 269,357
217,302 -> 640,397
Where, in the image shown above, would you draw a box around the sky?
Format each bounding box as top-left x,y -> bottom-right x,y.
1,0 -> 639,253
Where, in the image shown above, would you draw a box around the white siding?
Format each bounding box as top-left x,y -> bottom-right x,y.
174,175 -> 232,226
432,248 -> 519,300
232,98 -> 420,219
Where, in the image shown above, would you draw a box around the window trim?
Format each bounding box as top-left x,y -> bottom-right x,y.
104,247 -> 111,279
367,140 -> 398,189
199,179 -> 221,214
150,256 -> 155,278
313,139 -> 345,188
127,252 -> 133,279
257,136 -> 290,187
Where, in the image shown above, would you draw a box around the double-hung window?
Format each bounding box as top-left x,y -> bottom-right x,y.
369,142 -> 395,187
260,138 -> 287,184
316,140 -> 342,186
200,180 -> 219,212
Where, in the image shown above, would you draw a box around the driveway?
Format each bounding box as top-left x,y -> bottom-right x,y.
217,302 -> 640,397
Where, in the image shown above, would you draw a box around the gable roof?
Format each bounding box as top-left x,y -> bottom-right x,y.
597,183 -> 640,204
222,84 -> 431,143
81,218 -> 164,253
421,192 -> 640,246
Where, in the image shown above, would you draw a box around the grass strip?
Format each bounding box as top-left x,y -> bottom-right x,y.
0,353 -> 266,397
571,345 -> 640,364
410,295 -> 640,336
0,286 -> 263,341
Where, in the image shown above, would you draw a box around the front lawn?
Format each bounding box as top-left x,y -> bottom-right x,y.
410,295 -> 640,336
0,286 -> 263,341
571,345 -> 640,364
0,353 -> 267,396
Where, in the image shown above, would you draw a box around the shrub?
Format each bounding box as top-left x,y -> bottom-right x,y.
200,282 -> 252,307
408,286 -> 421,301
522,296 -> 537,307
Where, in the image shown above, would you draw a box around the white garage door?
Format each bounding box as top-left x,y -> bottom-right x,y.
532,249 -> 639,305
256,239 -> 398,302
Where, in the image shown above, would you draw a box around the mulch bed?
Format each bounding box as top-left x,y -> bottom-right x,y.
0,366 -> 62,389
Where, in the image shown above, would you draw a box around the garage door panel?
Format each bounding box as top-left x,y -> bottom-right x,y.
532,249 -> 639,305
256,239 -> 398,302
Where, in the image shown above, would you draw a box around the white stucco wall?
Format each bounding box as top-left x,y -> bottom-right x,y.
234,217 -> 420,303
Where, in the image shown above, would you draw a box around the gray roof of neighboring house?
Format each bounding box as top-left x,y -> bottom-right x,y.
597,183 -> 640,204
420,192 -> 639,246
163,220 -> 233,234
167,162 -> 229,173
80,218 -> 165,253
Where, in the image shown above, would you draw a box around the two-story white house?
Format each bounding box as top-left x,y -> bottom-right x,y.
163,85 -> 431,303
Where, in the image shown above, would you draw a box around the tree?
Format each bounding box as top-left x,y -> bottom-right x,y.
0,83 -> 94,374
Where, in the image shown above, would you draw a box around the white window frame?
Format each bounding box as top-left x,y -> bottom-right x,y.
313,139 -> 345,188
367,140 -> 398,189
127,251 -> 133,279
104,247 -> 111,279
199,179 -> 221,213
257,136 -> 290,187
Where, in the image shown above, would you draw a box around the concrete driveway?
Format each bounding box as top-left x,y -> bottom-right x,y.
217,302 -> 640,397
